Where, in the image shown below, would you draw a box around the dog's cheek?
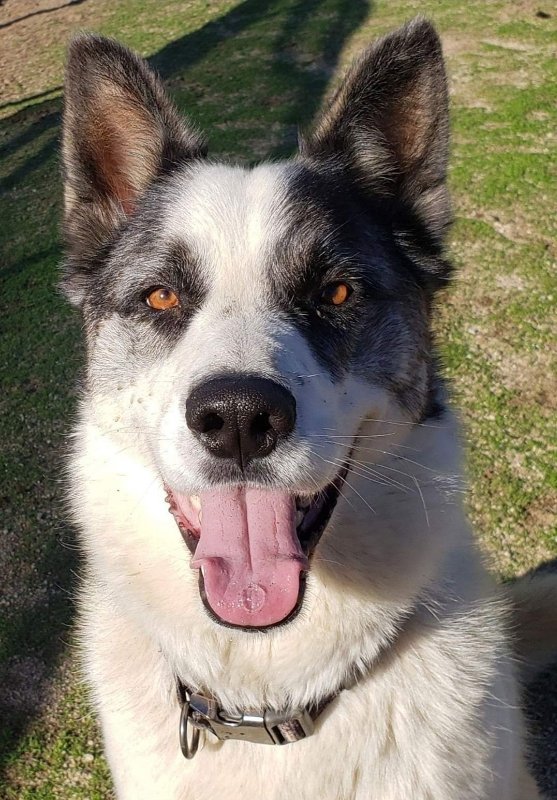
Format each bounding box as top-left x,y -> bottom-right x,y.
133,331 -> 217,491
271,327 -> 393,484
74,426 -> 202,629
85,317 -> 171,453
349,298 -> 432,423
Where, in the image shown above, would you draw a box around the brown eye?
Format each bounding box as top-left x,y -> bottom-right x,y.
320,281 -> 352,306
146,287 -> 180,310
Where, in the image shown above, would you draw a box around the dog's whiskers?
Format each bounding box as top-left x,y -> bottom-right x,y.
311,451 -> 376,515
345,457 -> 413,493
362,416 -> 443,429
309,433 -> 397,439
313,445 -> 412,494
285,371 -> 330,379
313,437 -> 439,475
412,476 -> 430,529
350,441 -> 420,453
314,556 -> 347,569
348,456 -> 431,487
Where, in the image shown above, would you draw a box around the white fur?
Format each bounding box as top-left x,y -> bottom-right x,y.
70,163 -> 543,799
73,413 -> 540,799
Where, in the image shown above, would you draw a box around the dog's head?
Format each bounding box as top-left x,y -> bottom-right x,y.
62,19 -> 451,631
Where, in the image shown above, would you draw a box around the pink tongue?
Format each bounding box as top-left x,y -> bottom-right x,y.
191,488 -> 308,627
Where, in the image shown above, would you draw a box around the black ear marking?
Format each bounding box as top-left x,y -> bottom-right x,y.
61,34 -> 206,304
301,18 -> 451,247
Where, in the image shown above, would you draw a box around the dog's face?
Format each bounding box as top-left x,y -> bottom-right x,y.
62,19 -> 451,630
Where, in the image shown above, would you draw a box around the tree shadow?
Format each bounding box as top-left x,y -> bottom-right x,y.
151,0 -> 370,159
516,559 -> 557,797
0,0 -> 87,32
0,86 -> 62,112
526,663 -> 557,797
0,0 -> 371,782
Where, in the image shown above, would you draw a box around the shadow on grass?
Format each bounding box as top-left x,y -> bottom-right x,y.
0,0 -> 88,32
0,86 -> 62,112
518,559 -> 557,798
0,0 -> 371,781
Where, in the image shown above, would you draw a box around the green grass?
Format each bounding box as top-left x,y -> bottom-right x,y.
1,0 -> 555,795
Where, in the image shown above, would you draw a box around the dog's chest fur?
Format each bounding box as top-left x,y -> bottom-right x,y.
77,414 -> 523,800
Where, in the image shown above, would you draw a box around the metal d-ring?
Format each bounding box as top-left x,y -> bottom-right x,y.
179,700 -> 201,760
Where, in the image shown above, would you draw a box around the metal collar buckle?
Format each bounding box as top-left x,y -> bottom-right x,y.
179,690 -> 315,759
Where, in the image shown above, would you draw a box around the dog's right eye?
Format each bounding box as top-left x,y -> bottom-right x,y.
145,287 -> 180,311
319,281 -> 352,307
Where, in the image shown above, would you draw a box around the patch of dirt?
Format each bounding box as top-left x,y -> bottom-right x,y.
524,490 -> 557,532
529,110 -> 552,122
459,205 -> 555,248
494,273 -> 528,292
445,26 -> 555,104
496,349 -> 557,410
440,34 -> 494,111
0,0 -> 112,115
442,32 -> 479,59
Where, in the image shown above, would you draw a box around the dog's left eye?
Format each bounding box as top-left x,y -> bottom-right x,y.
145,287 -> 180,310
319,281 -> 352,306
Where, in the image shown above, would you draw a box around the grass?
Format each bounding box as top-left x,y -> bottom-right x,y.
0,0 -> 555,796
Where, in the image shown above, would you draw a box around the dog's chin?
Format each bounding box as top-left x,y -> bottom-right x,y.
164,465 -> 348,632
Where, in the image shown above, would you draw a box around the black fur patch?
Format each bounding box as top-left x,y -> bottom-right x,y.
301,17 -> 452,259
80,223 -> 209,345
61,34 -> 207,304
258,160 -> 443,417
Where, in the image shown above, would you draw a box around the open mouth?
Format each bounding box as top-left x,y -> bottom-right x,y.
165,466 -> 347,630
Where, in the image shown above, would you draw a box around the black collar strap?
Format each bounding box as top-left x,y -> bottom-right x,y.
176,679 -> 337,759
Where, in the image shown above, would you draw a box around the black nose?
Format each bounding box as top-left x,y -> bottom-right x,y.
185,375 -> 296,469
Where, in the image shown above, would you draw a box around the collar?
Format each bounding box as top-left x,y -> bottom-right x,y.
176,679 -> 338,759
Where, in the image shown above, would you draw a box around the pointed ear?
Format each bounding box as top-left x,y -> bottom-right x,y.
62,34 -> 206,262
301,18 -> 451,243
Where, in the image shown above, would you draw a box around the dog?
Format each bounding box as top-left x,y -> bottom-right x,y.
60,18 -> 556,799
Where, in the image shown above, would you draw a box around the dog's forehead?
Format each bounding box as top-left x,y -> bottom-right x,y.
163,162 -> 296,293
